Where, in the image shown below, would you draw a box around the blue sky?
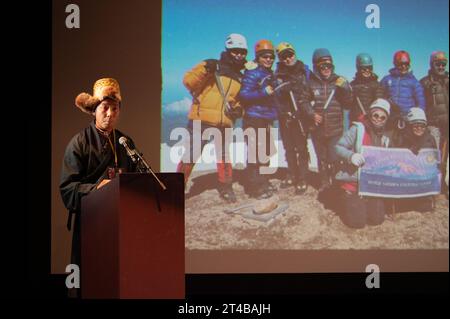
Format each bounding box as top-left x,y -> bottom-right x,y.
162,0 -> 449,104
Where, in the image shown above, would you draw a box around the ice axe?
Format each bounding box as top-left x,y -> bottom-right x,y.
441,139 -> 447,166
314,88 -> 335,127
289,90 -> 306,137
272,81 -> 291,93
356,96 -> 367,116
323,88 -> 336,111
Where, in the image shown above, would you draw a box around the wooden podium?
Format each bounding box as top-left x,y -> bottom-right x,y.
80,173 -> 185,299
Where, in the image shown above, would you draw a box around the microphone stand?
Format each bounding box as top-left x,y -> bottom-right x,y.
119,138 -> 167,213
133,152 -> 167,191
133,151 -> 166,213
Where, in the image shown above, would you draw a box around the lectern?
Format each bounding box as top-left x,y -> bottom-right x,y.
80,173 -> 185,299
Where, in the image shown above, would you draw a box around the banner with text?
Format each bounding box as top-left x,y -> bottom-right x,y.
359,146 -> 441,198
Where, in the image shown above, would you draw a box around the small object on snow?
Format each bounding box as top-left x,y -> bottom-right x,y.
252,196 -> 279,215
253,201 -> 278,215
242,203 -> 289,222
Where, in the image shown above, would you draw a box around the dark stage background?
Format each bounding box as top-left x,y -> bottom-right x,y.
52,0 -> 161,273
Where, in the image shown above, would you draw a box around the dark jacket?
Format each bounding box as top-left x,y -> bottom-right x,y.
60,121 -> 139,269
274,60 -> 310,115
393,126 -> 437,155
380,68 -> 426,115
350,73 -> 385,121
239,64 -> 277,120
60,121 -> 138,216
299,71 -> 353,138
420,71 -> 449,128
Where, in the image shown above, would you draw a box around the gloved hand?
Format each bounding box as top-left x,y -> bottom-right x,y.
313,112 -> 323,125
225,105 -> 243,121
410,145 -> 421,156
264,85 -> 274,96
350,153 -> 365,167
204,59 -> 218,74
284,111 -> 297,121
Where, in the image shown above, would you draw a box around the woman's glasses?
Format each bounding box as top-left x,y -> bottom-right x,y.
371,113 -> 387,122
412,123 -> 426,130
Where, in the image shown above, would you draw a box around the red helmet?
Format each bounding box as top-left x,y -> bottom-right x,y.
393,50 -> 410,66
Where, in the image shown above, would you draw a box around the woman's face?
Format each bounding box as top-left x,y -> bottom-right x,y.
258,53 -> 275,69
318,62 -> 333,79
411,122 -> 427,137
432,60 -> 447,76
279,50 -> 296,67
229,48 -> 247,63
359,66 -> 373,78
396,62 -> 410,75
369,108 -> 388,129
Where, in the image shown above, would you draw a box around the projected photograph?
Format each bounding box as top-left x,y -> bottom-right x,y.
161,0 -> 449,250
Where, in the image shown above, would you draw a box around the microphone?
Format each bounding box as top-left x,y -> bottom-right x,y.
118,136 -> 167,191
119,136 -> 138,162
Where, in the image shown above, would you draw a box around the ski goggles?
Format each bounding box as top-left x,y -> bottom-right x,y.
359,66 -> 373,72
396,62 -> 410,68
434,61 -> 447,68
319,63 -> 333,70
279,51 -> 295,60
229,48 -> 248,56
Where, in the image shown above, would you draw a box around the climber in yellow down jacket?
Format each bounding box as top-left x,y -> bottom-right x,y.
177,33 -> 248,202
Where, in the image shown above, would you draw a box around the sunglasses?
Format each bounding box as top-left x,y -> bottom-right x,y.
397,62 -> 410,68
319,63 -> 333,70
371,113 -> 387,121
360,66 -> 373,72
280,51 -> 294,60
434,61 -> 447,68
412,123 -> 426,129
260,54 -> 275,60
230,48 -> 247,56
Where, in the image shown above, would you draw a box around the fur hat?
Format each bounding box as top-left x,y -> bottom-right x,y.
75,78 -> 122,114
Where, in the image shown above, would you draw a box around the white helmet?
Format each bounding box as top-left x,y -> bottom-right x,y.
225,33 -> 248,50
406,107 -> 427,125
369,98 -> 391,116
